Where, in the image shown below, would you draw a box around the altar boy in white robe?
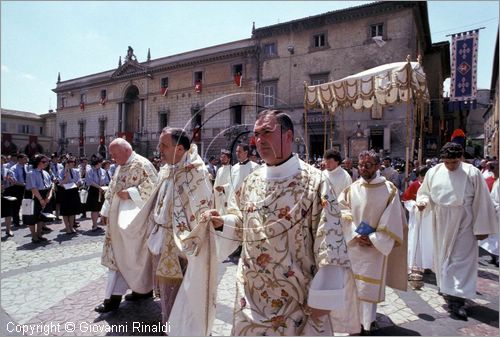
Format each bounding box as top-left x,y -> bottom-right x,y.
338,150 -> 407,334
322,148 -> 352,199
416,142 -> 498,320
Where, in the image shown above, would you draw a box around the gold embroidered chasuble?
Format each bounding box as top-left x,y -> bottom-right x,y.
100,152 -> 158,293
338,173 -> 407,304
223,155 -> 359,335
134,144 -> 217,335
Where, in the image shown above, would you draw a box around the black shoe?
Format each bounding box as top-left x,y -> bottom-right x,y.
450,305 -> 468,320
124,290 -> 153,302
94,296 -> 122,313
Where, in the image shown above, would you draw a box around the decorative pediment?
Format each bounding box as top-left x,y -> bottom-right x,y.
111,61 -> 148,79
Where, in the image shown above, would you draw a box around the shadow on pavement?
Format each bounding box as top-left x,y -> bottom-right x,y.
92,299 -> 163,336
372,325 -> 421,336
467,305 -> 500,327
417,313 -> 435,321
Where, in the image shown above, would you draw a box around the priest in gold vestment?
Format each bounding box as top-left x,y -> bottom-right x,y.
95,138 -> 158,313
206,110 -> 360,335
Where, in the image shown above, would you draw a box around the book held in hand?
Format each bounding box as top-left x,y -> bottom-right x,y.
355,220 -> 376,236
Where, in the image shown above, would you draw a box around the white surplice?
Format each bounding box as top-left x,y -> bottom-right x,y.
323,166 -> 353,200
404,200 -> 434,270
213,164 -> 232,215
416,162 -> 498,299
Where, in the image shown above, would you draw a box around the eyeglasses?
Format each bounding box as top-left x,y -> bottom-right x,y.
358,162 -> 376,169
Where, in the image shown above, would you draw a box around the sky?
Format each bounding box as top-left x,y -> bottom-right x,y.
1,1 -> 498,115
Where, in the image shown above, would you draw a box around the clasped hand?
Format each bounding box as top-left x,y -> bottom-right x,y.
354,234 -> 373,247
201,209 -> 224,229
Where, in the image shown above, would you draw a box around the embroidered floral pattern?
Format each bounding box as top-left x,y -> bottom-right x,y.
228,160 -> 350,335
256,253 -> 272,269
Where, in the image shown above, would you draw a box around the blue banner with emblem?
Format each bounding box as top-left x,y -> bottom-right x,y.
449,30 -> 479,111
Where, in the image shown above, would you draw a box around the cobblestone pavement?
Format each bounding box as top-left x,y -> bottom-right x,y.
0,218 -> 498,336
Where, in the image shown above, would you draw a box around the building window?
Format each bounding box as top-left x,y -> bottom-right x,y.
80,93 -> 86,103
161,77 -> 169,89
194,71 -> 203,84
233,64 -> 243,76
1,122 -> 7,132
370,23 -> 384,37
231,105 -> 243,125
310,73 -> 329,86
313,33 -> 326,48
100,90 -> 107,99
61,97 -> 66,109
18,125 -> 33,134
262,82 -> 277,107
39,127 -> 43,135
191,106 -> 202,128
263,42 -> 277,57
60,123 -> 66,139
158,111 -> 168,131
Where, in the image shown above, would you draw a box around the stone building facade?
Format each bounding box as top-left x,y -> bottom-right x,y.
484,33 -> 499,159
53,1 -> 449,161
1,109 -> 56,157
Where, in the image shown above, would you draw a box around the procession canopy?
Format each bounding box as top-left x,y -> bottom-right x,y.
304,62 -> 429,114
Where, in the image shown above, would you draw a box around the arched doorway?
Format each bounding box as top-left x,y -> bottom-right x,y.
124,85 -> 140,134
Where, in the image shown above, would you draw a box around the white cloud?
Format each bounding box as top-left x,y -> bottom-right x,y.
1,64 -> 9,73
21,73 -> 36,80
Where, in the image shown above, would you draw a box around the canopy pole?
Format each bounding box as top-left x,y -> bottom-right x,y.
410,101 -> 418,168
405,56 -> 412,191
342,107 -> 347,158
330,109 -> 334,149
303,81 -> 309,163
323,109 -> 327,153
418,101 -> 425,164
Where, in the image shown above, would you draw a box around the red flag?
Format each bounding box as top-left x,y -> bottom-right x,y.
80,102 -> 85,110
195,81 -> 202,93
100,98 -> 107,105
160,87 -> 168,96
79,136 -> 84,146
234,72 -> 242,87
99,135 -> 105,145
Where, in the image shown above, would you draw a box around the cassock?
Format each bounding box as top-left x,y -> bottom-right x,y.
416,162 -> 498,299
143,144 -> 216,336
338,171 -> 407,330
100,152 -> 158,295
218,154 -> 360,335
